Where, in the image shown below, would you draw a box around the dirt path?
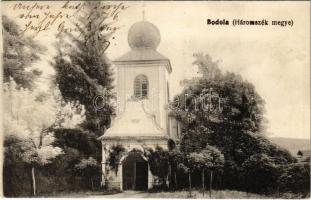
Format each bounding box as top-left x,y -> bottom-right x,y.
88,190 -> 149,198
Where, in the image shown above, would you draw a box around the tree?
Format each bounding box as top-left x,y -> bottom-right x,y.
171,53 -> 266,135
177,162 -> 192,197
297,150 -> 303,157
51,2 -> 117,190
241,153 -> 279,193
170,53 -> 295,192
75,157 -> 100,191
188,145 -> 224,197
277,163 -> 310,195
168,149 -> 183,189
2,15 -> 44,89
3,79 -> 85,196
53,2 -> 115,136
51,4 -> 117,187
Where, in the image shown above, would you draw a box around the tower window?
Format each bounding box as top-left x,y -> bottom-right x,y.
134,75 -> 148,99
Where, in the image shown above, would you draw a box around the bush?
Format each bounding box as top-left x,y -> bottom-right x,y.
241,153 -> 279,193
277,162 -> 310,195
144,146 -> 169,189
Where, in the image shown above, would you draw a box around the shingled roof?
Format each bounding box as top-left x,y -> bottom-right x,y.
115,48 -> 169,62
113,48 -> 172,73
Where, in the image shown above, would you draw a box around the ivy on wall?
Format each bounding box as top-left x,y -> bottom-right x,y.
143,146 -> 170,187
107,144 -> 127,174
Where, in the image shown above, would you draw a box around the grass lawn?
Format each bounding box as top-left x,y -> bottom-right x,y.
42,189 -> 309,198
134,190 -> 269,199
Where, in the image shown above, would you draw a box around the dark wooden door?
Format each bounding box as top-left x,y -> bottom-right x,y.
135,161 -> 148,191
122,159 -> 135,190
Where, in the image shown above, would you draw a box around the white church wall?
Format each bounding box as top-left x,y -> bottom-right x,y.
116,63 -> 169,130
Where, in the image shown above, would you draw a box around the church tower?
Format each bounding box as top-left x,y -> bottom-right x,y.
98,21 -> 173,191
114,21 -> 172,129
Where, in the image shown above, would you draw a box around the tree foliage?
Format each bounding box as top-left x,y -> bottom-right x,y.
241,153 -> 279,193
75,157 -> 100,190
2,15 -> 44,89
172,53 -> 266,134
50,2 -> 117,191
144,146 -> 170,187
3,3 -> 118,195
3,80 -> 85,161
277,163 -> 310,194
188,145 -> 224,172
3,79 -> 85,196
187,146 -> 224,197
52,2 -> 115,135
170,53 -> 296,192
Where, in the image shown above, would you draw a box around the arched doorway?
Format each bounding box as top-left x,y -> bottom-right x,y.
122,152 -> 148,190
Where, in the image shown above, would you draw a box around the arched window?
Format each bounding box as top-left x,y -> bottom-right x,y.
134,75 -> 148,99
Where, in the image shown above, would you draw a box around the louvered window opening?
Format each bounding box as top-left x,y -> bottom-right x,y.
134,75 -> 148,99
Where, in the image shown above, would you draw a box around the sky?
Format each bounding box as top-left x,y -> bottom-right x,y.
2,1 -> 310,139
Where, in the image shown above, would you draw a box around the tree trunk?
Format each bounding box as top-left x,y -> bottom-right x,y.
209,170 -> 213,198
202,169 -> 205,197
31,166 -> 36,196
168,164 -> 172,189
188,172 -> 192,197
168,164 -> 173,189
220,174 -> 222,189
91,177 -> 94,191
174,172 -> 177,189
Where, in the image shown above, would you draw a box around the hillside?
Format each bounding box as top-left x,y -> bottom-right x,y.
268,137 -> 310,156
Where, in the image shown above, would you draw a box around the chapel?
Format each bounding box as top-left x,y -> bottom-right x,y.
98,20 -> 180,190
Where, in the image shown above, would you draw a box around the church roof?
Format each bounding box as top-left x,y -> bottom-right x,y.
115,48 -> 169,62
114,48 -> 172,73
98,100 -> 168,140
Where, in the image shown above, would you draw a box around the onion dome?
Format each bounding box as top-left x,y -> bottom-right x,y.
128,21 -> 161,50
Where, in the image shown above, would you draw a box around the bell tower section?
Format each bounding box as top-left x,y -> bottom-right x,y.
113,21 -> 172,130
